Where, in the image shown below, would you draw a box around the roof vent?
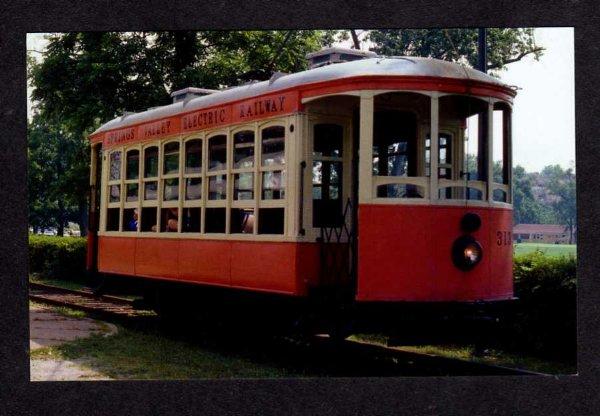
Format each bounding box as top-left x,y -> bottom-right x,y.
269,71 -> 289,84
170,87 -> 219,103
306,47 -> 377,69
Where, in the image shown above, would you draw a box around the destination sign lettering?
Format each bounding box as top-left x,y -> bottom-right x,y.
141,119 -> 173,139
233,91 -> 298,123
182,107 -> 230,131
99,91 -> 299,148
105,128 -> 136,146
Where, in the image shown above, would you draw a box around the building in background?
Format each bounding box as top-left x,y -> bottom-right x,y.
513,224 -> 573,244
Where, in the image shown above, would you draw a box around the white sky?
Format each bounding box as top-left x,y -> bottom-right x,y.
26,28 -> 575,172
497,28 -> 575,171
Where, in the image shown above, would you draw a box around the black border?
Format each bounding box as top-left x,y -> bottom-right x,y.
2,1 -> 599,414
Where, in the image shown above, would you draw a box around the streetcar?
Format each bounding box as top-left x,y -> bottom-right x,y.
87,47 -> 515,334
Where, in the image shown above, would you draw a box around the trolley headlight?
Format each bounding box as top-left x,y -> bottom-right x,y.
452,235 -> 483,271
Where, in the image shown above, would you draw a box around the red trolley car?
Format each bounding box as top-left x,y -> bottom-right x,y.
87,47 -> 515,332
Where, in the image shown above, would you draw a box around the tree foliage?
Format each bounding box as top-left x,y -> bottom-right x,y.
511,164 -> 577,238
28,115 -> 81,234
368,28 -> 543,74
543,165 -> 577,243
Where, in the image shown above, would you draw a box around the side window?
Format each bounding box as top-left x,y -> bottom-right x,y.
126,149 -> 139,180
372,111 -> 421,198
184,139 -> 202,202
162,142 -> 179,202
312,124 -> 344,228
185,139 -> 202,174
163,142 -> 179,175
209,134 -> 227,172
259,125 -> 286,234
125,149 -> 140,203
231,130 -> 256,234
206,134 -> 227,233
261,126 -> 285,200
425,133 -> 453,198
492,102 -> 512,203
182,138 -> 202,233
143,146 -> 158,201
109,150 -> 122,181
106,150 -> 122,231
160,141 -> 180,233
234,130 -> 255,169
233,130 -> 255,201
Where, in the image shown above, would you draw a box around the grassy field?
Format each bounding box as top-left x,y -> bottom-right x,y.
514,243 -> 576,257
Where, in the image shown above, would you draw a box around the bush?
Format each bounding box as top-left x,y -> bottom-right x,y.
29,234 -> 87,281
505,250 -> 577,360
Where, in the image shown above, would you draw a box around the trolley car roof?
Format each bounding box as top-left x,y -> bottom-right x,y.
92,57 -> 514,136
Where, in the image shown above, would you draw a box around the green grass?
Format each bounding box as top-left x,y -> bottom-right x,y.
514,243 -> 576,257
29,275 -> 141,301
29,274 -> 87,291
31,327 -> 295,379
52,306 -> 88,319
350,335 -> 576,374
393,344 -> 575,374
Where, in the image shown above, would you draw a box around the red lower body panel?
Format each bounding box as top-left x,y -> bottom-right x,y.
357,204 -> 513,302
97,237 -> 320,296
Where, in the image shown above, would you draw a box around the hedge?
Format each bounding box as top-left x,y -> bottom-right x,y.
505,250 -> 577,359
29,234 -> 87,281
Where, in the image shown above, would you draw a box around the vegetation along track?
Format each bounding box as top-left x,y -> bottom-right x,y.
29,282 -> 546,377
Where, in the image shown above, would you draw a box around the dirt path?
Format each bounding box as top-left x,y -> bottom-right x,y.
30,303 -> 117,381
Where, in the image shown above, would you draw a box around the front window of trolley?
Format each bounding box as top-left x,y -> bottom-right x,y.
360,91 -> 512,206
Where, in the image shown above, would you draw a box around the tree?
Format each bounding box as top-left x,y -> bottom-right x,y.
543,165 -> 577,243
367,28 -> 543,74
512,165 -> 544,225
28,115 -> 79,235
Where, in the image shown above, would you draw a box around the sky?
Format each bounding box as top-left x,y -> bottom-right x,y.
496,28 -> 575,172
26,28 -> 575,172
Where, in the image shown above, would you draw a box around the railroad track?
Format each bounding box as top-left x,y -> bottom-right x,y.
29,282 -> 156,322
331,337 -> 547,376
29,282 -> 546,377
